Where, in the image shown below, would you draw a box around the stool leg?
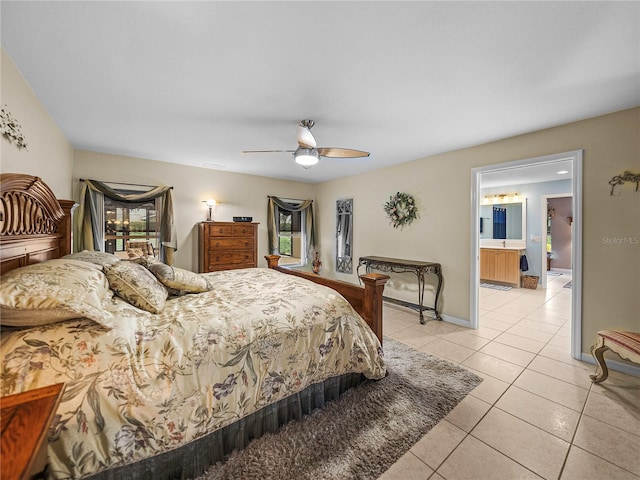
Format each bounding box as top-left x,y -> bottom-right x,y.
590,343 -> 610,383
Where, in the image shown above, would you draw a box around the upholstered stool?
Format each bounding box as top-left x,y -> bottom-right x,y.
590,330 -> 640,383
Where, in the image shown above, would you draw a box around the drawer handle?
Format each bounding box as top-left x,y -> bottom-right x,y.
215,242 -> 221,247
244,242 -> 249,247
244,255 -> 249,259
241,228 -> 247,233
215,256 -> 220,262
218,228 -> 224,234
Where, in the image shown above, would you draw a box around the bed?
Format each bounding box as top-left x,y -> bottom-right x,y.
0,174 -> 389,479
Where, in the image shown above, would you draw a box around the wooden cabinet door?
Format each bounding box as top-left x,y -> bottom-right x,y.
503,250 -> 521,285
480,249 -> 496,281
494,250 -> 508,283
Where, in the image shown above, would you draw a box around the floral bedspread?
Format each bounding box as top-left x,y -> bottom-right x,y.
0,268 -> 385,479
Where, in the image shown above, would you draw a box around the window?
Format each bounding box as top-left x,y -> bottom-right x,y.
267,196 -> 314,267
278,209 -> 302,258
104,192 -> 159,255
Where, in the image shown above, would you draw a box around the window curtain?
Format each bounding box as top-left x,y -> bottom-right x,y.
74,179 -> 177,265
493,207 -> 507,240
267,196 -> 315,262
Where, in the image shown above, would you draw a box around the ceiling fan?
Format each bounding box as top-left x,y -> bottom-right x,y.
242,120 -> 370,168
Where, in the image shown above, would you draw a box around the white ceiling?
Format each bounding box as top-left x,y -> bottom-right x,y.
2,1 -> 638,184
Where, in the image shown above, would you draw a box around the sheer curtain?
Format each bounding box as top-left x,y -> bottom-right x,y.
267,196 -> 315,264
74,179 -> 177,264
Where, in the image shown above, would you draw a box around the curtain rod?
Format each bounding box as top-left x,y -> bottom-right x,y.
267,195 -> 309,202
80,178 -> 173,189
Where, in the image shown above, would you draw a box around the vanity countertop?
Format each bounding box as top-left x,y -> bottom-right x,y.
480,246 -> 525,250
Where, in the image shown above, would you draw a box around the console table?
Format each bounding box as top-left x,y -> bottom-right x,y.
357,256 -> 443,324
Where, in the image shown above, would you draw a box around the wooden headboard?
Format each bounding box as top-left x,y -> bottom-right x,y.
0,174 -> 75,275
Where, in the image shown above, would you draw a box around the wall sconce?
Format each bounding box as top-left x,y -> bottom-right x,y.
203,199 -> 218,221
482,193 -> 523,205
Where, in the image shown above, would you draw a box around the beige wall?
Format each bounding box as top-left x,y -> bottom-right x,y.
317,107 -> 640,356
0,48 -> 73,197
72,150 -> 316,271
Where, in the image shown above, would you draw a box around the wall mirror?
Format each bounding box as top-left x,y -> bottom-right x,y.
479,200 -> 527,247
336,199 -> 353,273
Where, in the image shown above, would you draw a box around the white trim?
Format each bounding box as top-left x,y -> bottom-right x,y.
442,314 -> 471,329
572,152 -> 583,360
471,150 -> 583,361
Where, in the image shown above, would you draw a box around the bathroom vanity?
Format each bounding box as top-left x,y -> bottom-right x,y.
480,247 -> 524,286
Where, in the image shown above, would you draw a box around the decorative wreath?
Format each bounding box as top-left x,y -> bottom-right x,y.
384,192 -> 418,229
1,106 -> 28,150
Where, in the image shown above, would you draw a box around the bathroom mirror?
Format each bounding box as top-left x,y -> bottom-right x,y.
480,200 -> 526,247
336,199 -> 353,273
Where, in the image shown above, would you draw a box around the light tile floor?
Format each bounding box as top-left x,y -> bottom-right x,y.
379,272 -> 640,480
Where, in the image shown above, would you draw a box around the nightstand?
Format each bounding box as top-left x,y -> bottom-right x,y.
1,383 -> 64,480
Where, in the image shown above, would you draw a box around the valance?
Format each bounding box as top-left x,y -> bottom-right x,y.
267,196 -> 315,262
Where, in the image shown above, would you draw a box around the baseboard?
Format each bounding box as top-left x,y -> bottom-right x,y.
580,353 -> 640,378
442,314 -> 471,329
382,301 -> 471,329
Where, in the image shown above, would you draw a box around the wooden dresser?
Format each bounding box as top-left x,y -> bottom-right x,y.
480,248 -> 523,287
1,383 -> 64,480
198,221 -> 259,273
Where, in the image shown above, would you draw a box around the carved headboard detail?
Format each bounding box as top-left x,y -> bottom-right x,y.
0,173 -> 75,274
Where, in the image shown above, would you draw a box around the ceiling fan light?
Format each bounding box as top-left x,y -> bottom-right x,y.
294,148 -> 319,167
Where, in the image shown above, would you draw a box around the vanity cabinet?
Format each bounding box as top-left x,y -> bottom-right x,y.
480,248 -> 522,286
198,222 -> 258,272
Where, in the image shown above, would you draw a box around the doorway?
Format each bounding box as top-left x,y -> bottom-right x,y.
541,194 -> 573,289
470,150 -> 583,360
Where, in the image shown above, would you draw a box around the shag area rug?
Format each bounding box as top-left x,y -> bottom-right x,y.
198,337 -> 482,480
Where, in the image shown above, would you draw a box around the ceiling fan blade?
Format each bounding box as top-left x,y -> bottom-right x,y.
296,125 -> 316,148
242,149 -> 295,154
316,147 -> 370,158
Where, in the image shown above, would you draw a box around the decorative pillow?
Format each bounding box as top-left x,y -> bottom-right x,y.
0,259 -> 115,328
147,263 -> 213,294
127,248 -> 145,259
103,261 -> 168,314
62,250 -> 120,267
128,255 -> 160,268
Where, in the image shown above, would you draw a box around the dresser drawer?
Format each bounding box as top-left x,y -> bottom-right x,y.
208,251 -> 254,268
207,224 -> 233,237
209,238 -> 254,250
232,224 -> 255,237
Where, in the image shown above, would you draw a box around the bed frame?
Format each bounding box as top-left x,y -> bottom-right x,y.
0,174 -> 75,274
0,173 -> 389,343
265,255 -> 388,343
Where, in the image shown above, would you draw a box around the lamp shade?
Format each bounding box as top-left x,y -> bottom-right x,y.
206,199 -> 217,207
296,125 -> 317,148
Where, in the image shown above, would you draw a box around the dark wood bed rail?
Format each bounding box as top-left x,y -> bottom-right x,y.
265,255 -> 389,344
0,174 -> 75,275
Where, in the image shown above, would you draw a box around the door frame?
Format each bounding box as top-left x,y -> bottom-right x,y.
540,193 -> 572,289
470,150 -> 583,360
